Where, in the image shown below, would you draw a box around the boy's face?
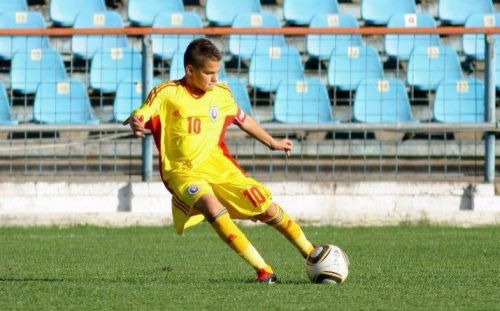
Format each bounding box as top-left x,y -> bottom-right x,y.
186,58 -> 221,92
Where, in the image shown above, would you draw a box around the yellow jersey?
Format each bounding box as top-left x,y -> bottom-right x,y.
131,79 -> 247,181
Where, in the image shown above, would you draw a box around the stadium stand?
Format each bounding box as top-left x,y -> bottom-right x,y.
407,45 -> 463,91
327,45 -> 383,91
463,13 -> 500,61
353,78 -> 418,123
72,11 -> 129,60
434,78 -> 485,123
283,0 -> 339,26
33,79 -> 99,124
205,0 -> 261,26
89,46 -> 142,93
50,0 -> 106,27
0,11 -> 50,61
10,48 -> 67,94
152,11 -> 204,61
128,0 -> 184,27
223,77 -> 254,116
0,83 -> 17,125
307,13 -> 363,61
438,0 -> 494,25
385,13 -> 441,61
0,0 -> 28,13
229,12 -> 285,61
113,78 -> 162,123
274,78 -> 338,123
248,45 -> 304,93
361,0 -> 416,25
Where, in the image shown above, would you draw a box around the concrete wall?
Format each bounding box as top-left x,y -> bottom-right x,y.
1,182 -> 499,227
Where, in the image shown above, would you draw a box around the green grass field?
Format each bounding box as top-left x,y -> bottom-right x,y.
1,225 -> 499,310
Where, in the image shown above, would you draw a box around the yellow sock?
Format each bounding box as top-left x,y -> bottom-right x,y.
266,205 -> 315,258
209,209 -> 272,272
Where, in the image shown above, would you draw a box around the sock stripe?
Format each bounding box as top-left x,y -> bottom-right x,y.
207,209 -> 228,223
265,206 -> 284,225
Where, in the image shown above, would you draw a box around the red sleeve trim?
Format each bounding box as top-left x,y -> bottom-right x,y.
232,108 -> 247,126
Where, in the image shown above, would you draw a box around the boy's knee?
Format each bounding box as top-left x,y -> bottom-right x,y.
255,203 -> 278,223
194,194 -> 225,218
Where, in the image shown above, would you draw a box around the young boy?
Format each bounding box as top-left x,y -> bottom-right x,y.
125,38 -> 315,283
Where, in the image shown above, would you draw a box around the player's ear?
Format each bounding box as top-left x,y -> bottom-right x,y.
185,64 -> 193,76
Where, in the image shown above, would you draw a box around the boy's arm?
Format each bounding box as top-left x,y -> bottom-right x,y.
237,114 -> 292,157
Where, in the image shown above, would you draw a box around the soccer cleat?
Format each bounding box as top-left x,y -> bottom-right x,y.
255,268 -> 277,284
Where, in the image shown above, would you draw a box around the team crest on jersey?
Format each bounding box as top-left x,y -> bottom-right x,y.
187,184 -> 200,195
209,106 -> 218,122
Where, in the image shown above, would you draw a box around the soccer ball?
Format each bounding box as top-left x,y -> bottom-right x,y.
305,244 -> 349,284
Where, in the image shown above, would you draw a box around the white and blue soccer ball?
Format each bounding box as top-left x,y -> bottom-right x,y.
305,244 -> 349,284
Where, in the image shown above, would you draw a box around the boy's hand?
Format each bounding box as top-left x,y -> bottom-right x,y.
123,115 -> 146,138
270,139 -> 293,157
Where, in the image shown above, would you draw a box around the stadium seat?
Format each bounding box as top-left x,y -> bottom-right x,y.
407,45 -> 463,91
152,12 -> 204,61
361,0 -> 416,25
0,0 -> 28,12
434,78 -> 485,123
11,48 -> 67,94
113,78 -> 162,122
222,77 -> 253,116
205,0 -> 261,26
72,11 -> 129,60
33,79 -> 99,124
169,50 -> 227,81
463,13 -> 500,61
229,12 -> 286,61
307,13 -> 363,61
284,0 -> 339,26
438,0 -> 493,25
385,13 -> 441,61
353,78 -> 418,123
50,0 -> 106,27
274,78 -> 338,123
327,45 -> 383,91
0,83 -> 17,125
0,11 -> 50,61
90,47 -> 142,93
128,0 -> 184,27
248,45 -> 304,93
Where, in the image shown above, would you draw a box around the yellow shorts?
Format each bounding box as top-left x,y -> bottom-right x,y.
165,170 -> 272,234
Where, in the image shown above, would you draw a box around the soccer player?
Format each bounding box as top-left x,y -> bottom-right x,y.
124,38 -> 315,283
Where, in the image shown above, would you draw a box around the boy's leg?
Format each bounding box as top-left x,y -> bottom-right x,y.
256,203 -> 315,258
194,194 -> 276,282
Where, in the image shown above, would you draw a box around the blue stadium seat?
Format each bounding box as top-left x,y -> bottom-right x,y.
152,12 -> 204,61
249,45 -> 304,93
0,83 -> 17,125
222,77 -> 253,116
385,13 -> 440,61
274,78 -> 338,123
50,0 -> 106,27
284,0 -> 339,26
169,50 -> 227,81
33,80 -> 99,124
11,48 -> 67,94
90,47 -> 142,93
0,0 -> 28,12
434,78 -> 485,123
0,11 -> 50,61
72,11 -> 129,60
327,45 -> 383,91
229,12 -> 286,61
361,0 -> 416,25
438,0 -> 493,25
128,0 -> 184,27
307,13 -> 362,61
407,45 -> 463,91
463,13 -> 500,61
206,0 -> 260,26
354,78 -> 418,123
113,78 -> 162,122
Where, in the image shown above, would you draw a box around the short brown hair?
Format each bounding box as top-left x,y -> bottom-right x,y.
184,38 -> 222,69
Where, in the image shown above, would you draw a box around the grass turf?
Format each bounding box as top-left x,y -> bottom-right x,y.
0,225 -> 499,310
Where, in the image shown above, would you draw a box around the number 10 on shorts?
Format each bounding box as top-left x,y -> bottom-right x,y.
242,186 -> 265,208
